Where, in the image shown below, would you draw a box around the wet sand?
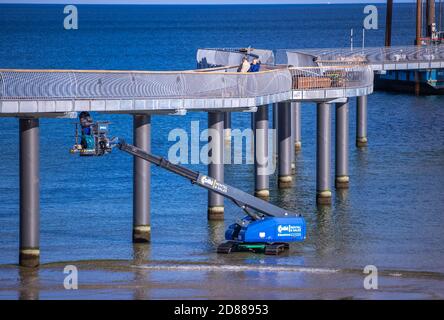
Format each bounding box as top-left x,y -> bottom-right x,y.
1,258 -> 443,300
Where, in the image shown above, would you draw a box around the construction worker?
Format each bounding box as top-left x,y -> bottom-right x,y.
79,111 -> 94,150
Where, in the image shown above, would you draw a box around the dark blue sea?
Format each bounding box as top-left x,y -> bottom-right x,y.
0,3 -> 444,299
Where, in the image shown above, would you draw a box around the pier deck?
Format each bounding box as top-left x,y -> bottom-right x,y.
0,51 -> 373,116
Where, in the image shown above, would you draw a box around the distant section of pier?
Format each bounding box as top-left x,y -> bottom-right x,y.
287,45 -> 444,71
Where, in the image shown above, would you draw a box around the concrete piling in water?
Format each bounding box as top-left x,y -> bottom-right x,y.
335,101 -> 350,189
254,105 -> 270,199
208,112 -> 224,220
294,102 -> 302,152
250,112 -> 255,163
385,0 -> 393,47
272,103 -> 278,160
133,115 -> 151,243
224,112 -> 231,142
316,103 -> 332,205
356,95 -> 368,148
19,118 -> 40,268
290,103 -> 296,174
278,101 -> 292,189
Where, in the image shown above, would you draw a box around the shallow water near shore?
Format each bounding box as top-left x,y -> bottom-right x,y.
0,3 -> 444,299
1,258 -> 444,299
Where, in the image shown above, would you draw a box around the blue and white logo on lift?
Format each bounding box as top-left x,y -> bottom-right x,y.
277,224 -> 302,237
277,225 -> 301,233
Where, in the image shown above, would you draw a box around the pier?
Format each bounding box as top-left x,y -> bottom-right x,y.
1,45 -> 443,267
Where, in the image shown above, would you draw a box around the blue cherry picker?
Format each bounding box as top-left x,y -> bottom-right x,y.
70,113 -> 306,255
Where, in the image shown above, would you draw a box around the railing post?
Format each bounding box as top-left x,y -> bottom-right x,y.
208,112 -> 224,220
335,101 -> 349,189
356,95 -> 368,148
254,105 -> 269,199
133,114 -> 151,243
316,102 -> 332,205
19,118 -> 40,268
278,101 -> 292,188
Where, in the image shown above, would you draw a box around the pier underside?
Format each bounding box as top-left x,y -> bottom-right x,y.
375,77 -> 444,95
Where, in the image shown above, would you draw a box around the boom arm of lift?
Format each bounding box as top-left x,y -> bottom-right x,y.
116,139 -> 300,221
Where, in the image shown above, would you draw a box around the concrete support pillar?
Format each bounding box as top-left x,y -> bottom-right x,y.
278,102 -> 292,188
133,115 -> 151,243
250,112 -> 255,162
272,103 -> 278,160
294,102 -> 302,152
272,103 -> 278,131
316,103 -> 332,205
208,112 -> 224,220
335,101 -> 350,189
290,103 -> 296,174
19,118 -> 40,268
356,95 -> 368,148
224,112 -> 231,141
254,105 -> 269,199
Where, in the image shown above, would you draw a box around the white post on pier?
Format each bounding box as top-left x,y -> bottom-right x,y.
350,28 -> 354,51
362,28 -> 365,52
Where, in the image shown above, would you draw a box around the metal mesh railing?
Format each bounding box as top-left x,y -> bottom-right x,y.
284,45 -> 444,65
0,51 -> 375,102
289,64 -> 373,90
201,46 -> 444,68
197,48 -> 275,67
0,68 -> 293,101
315,59 -> 368,67
0,64 -> 374,101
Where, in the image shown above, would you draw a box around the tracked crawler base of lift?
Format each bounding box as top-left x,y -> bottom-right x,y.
217,241 -> 290,255
70,121 -> 307,255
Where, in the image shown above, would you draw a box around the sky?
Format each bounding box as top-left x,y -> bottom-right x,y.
0,0 -> 417,4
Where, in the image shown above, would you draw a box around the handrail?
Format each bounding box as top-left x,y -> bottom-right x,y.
0,67 -> 285,76
0,56 -> 374,102
283,45 -> 444,65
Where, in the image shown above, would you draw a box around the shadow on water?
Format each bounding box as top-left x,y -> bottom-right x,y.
19,268 -> 40,300
132,244 -> 151,300
335,188 -> 349,203
313,204 -> 334,257
207,220 -> 226,251
311,194 -> 355,267
132,243 -> 151,265
353,146 -> 370,170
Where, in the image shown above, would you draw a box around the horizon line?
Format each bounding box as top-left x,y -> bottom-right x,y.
0,1 -> 416,5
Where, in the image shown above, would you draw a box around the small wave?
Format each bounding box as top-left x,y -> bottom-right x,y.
132,263 -> 444,280
133,263 -> 339,274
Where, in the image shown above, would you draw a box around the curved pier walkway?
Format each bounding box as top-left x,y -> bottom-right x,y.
288,45 -> 444,71
0,58 -> 372,117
